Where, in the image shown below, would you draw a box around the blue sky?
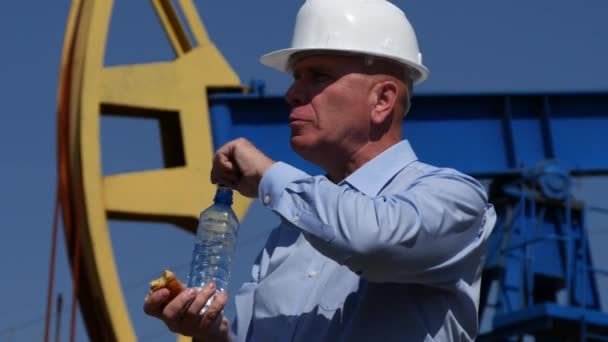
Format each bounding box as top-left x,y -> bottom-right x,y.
1,1 -> 608,341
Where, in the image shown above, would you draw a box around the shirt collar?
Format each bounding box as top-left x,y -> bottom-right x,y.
340,140 -> 418,196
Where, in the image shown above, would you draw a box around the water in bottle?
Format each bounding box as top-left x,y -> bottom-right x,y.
187,186 -> 240,292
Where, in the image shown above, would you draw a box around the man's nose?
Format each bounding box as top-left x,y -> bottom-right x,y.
286,82 -> 306,107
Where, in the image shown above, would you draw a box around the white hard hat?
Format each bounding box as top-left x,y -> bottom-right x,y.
260,0 -> 429,85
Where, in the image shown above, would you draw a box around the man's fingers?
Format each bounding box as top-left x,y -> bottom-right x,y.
210,137 -> 273,198
162,284 -> 222,336
211,149 -> 240,186
216,151 -> 235,171
201,290 -> 228,330
186,283 -> 217,317
162,288 -> 197,324
206,307 -> 225,334
143,288 -> 170,317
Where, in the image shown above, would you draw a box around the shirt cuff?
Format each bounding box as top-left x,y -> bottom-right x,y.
258,162 -> 308,208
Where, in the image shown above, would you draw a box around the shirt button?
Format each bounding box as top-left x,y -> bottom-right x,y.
292,215 -> 299,222
262,195 -> 270,205
307,271 -> 317,278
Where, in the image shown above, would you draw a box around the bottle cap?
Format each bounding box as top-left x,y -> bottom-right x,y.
214,186 -> 233,205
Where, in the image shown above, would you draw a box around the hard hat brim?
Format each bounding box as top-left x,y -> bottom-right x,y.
260,47 -> 429,85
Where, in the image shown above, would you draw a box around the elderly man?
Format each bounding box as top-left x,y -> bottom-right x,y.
144,0 -> 496,341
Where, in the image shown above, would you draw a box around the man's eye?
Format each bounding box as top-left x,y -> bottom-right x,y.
312,73 -> 331,82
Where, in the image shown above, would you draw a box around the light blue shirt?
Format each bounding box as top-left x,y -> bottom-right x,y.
231,140 -> 497,342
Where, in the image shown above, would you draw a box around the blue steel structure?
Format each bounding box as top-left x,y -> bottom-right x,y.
207,84 -> 608,341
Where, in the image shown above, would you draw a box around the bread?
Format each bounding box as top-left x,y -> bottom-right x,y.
145,269 -> 185,302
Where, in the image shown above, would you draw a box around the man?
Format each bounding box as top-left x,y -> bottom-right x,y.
144,0 -> 497,341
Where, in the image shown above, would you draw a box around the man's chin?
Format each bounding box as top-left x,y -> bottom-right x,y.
290,137 -> 317,158
290,137 -> 306,151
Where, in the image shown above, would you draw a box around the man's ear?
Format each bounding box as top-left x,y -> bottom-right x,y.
371,80 -> 398,125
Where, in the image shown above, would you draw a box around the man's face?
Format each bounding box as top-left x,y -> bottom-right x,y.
286,55 -> 374,164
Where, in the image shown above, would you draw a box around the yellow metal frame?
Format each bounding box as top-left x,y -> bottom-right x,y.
58,0 -> 251,340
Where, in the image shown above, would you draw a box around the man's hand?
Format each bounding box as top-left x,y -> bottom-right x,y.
143,282 -> 231,341
211,138 -> 275,198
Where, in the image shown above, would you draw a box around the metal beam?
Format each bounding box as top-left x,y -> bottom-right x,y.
209,91 -> 608,177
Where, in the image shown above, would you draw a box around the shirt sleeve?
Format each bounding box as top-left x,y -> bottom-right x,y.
258,162 -> 493,284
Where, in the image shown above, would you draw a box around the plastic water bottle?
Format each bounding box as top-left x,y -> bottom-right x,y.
187,186 -> 240,292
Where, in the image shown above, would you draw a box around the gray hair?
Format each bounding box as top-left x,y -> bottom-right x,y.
363,55 -> 413,116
